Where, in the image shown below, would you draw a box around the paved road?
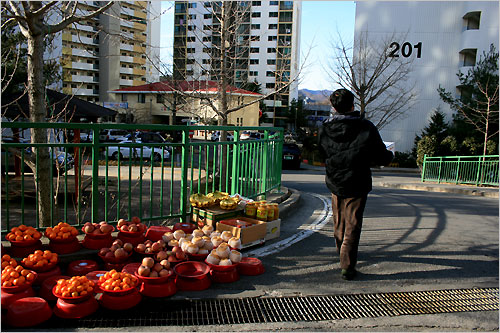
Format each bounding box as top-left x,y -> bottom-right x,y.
7,168 -> 499,332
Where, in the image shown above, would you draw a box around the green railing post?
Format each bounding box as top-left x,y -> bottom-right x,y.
231,131 -> 240,195
260,131 -> 269,199
180,129 -> 190,223
475,156 -> 483,186
455,157 -> 461,184
276,129 -> 284,192
437,157 -> 443,183
421,154 -> 427,182
91,132 -> 100,223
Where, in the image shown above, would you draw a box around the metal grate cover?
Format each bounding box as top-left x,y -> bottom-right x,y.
7,288 -> 499,329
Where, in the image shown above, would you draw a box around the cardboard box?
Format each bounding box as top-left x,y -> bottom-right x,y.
216,217 -> 267,246
265,219 -> 281,241
191,206 -> 243,228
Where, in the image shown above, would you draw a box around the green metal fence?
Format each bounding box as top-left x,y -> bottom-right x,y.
421,154 -> 499,186
1,122 -> 284,232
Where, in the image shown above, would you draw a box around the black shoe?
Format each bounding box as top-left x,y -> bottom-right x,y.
341,268 -> 357,280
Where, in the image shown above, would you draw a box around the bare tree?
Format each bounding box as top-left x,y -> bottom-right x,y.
438,45 -> 499,157
1,1 -> 113,227
326,31 -> 417,129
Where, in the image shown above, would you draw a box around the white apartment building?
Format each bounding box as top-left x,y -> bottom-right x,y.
355,1 -> 499,152
49,1 -> 161,109
173,1 -> 301,127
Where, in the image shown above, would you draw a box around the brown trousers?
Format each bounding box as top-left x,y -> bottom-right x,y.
331,194 -> 367,270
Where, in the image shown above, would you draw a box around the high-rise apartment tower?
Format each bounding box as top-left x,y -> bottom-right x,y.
173,1 -> 301,127
55,1 -> 161,107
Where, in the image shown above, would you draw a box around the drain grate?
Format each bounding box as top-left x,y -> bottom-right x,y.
10,288 -> 499,329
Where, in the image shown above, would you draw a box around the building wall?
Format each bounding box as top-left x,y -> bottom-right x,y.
355,1 -> 499,152
113,92 -> 260,126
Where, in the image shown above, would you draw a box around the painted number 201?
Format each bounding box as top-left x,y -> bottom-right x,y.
388,42 -> 422,58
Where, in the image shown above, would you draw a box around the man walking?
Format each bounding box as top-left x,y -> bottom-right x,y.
319,89 -> 393,280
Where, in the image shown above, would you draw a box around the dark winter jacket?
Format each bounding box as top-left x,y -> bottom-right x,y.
319,111 -> 393,197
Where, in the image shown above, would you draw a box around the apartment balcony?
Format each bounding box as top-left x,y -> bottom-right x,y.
134,21 -> 147,31
120,79 -> 134,86
134,9 -> 147,20
460,29 -> 482,50
120,55 -> 134,63
72,49 -> 97,58
120,67 -> 134,74
121,7 -> 134,16
72,87 -> 98,96
120,43 -> 134,51
120,20 -> 134,28
74,23 -> 95,33
71,74 -> 96,83
72,35 -> 97,45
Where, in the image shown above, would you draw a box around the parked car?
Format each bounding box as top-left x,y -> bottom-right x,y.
107,139 -> 171,161
240,131 -> 264,140
127,131 -> 166,144
1,147 -> 74,174
79,129 -> 93,142
211,131 -> 234,141
99,129 -> 131,142
282,143 -> 302,170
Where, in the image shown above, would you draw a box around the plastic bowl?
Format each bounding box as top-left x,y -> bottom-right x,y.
97,251 -> 133,264
52,285 -> 93,304
134,269 -> 173,284
205,259 -> 239,272
23,261 -> 58,273
1,271 -> 37,293
237,257 -> 265,276
8,238 -> 40,247
145,226 -> 172,242
48,235 -> 78,244
82,226 -> 115,239
173,261 -> 210,279
187,252 -> 209,261
6,297 -> 53,327
97,282 -> 139,296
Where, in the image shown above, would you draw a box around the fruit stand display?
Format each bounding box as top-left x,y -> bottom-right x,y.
1,214 -> 267,328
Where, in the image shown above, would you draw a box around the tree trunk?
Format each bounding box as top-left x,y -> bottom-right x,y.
27,26 -> 51,227
219,2 -> 230,192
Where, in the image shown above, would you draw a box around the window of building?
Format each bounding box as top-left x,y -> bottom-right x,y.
251,12 -> 261,18
268,24 -> 277,29
267,47 -> 276,53
267,59 -> 276,65
188,3 -> 197,8
251,24 -> 260,29
463,11 -> 481,30
188,14 -> 196,19
187,25 -> 196,31
266,83 -> 275,88
203,36 -> 211,42
249,59 -> 259,64
459,48 -> 477,66
269,12 -> 278,17
138,94 -> 146,103
268,36 -> 277,41
203,25 -> 211,31
252,1 -> 261,6
270,1 -> 278,5
186,69 -> 194,75
250,47 -> 259,53
251,35 -> 260,41
279,11 -> 293,22
266,71 -> 275,77
203,47 -> 211,53
202,59 -> 211,64
156,94 -> 164,104
121,94 -> 127,102
249,71 -> 258,76
187,47 -> 195,53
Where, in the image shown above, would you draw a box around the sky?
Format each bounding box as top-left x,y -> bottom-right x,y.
159,1 -> 356,91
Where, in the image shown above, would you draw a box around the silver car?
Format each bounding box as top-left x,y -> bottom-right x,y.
107,139 -> 171,161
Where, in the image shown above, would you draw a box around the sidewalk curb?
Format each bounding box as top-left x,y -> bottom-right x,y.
277,188 -> 301,220
376,182 -> 499,198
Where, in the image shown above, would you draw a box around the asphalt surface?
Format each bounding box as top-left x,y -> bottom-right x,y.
4,164 -> 499,332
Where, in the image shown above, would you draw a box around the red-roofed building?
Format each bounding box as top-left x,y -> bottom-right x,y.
109,80 -> 262,126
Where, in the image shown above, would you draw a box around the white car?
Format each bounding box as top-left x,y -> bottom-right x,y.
107,139 -> 171,161
211,131 -> 234,141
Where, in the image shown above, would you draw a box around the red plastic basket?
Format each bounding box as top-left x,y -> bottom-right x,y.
52,286 -> 93,304
82,226 -> 115,239
134,269 -> 173,285
173,261 -> 210,279
1,271 -> 37,294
